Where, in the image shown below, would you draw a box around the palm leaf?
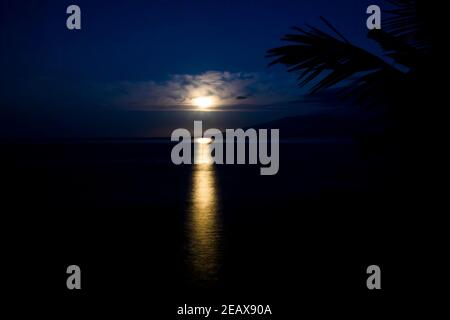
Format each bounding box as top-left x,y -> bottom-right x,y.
266,19 -> 405,101
384,0 -> 430,50
367,29 -> 418,69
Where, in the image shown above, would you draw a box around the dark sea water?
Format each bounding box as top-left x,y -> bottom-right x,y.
2,139 -> 409,317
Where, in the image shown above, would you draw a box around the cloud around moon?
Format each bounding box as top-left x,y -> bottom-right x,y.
114,71 -> 300,111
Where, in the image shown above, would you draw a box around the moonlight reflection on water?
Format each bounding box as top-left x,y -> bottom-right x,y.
186,141 -> 221,284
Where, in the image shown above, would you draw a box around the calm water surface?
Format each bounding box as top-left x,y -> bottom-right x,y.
186,142 -> 222,283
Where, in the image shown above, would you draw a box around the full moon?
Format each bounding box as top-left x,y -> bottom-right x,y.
192,96 -> 216,109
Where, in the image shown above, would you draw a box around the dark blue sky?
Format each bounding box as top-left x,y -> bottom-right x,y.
1,0 -> 385,138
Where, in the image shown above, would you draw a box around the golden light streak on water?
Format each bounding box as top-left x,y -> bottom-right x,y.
187,140 -> 221,283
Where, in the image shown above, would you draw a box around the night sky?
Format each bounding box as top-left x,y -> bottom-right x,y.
0,0 -> 384,138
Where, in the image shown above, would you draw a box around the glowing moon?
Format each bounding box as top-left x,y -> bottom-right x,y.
192,96 -> 216,109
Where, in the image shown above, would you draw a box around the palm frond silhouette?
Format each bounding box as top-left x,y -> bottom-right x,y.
267,0 -> 431,107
